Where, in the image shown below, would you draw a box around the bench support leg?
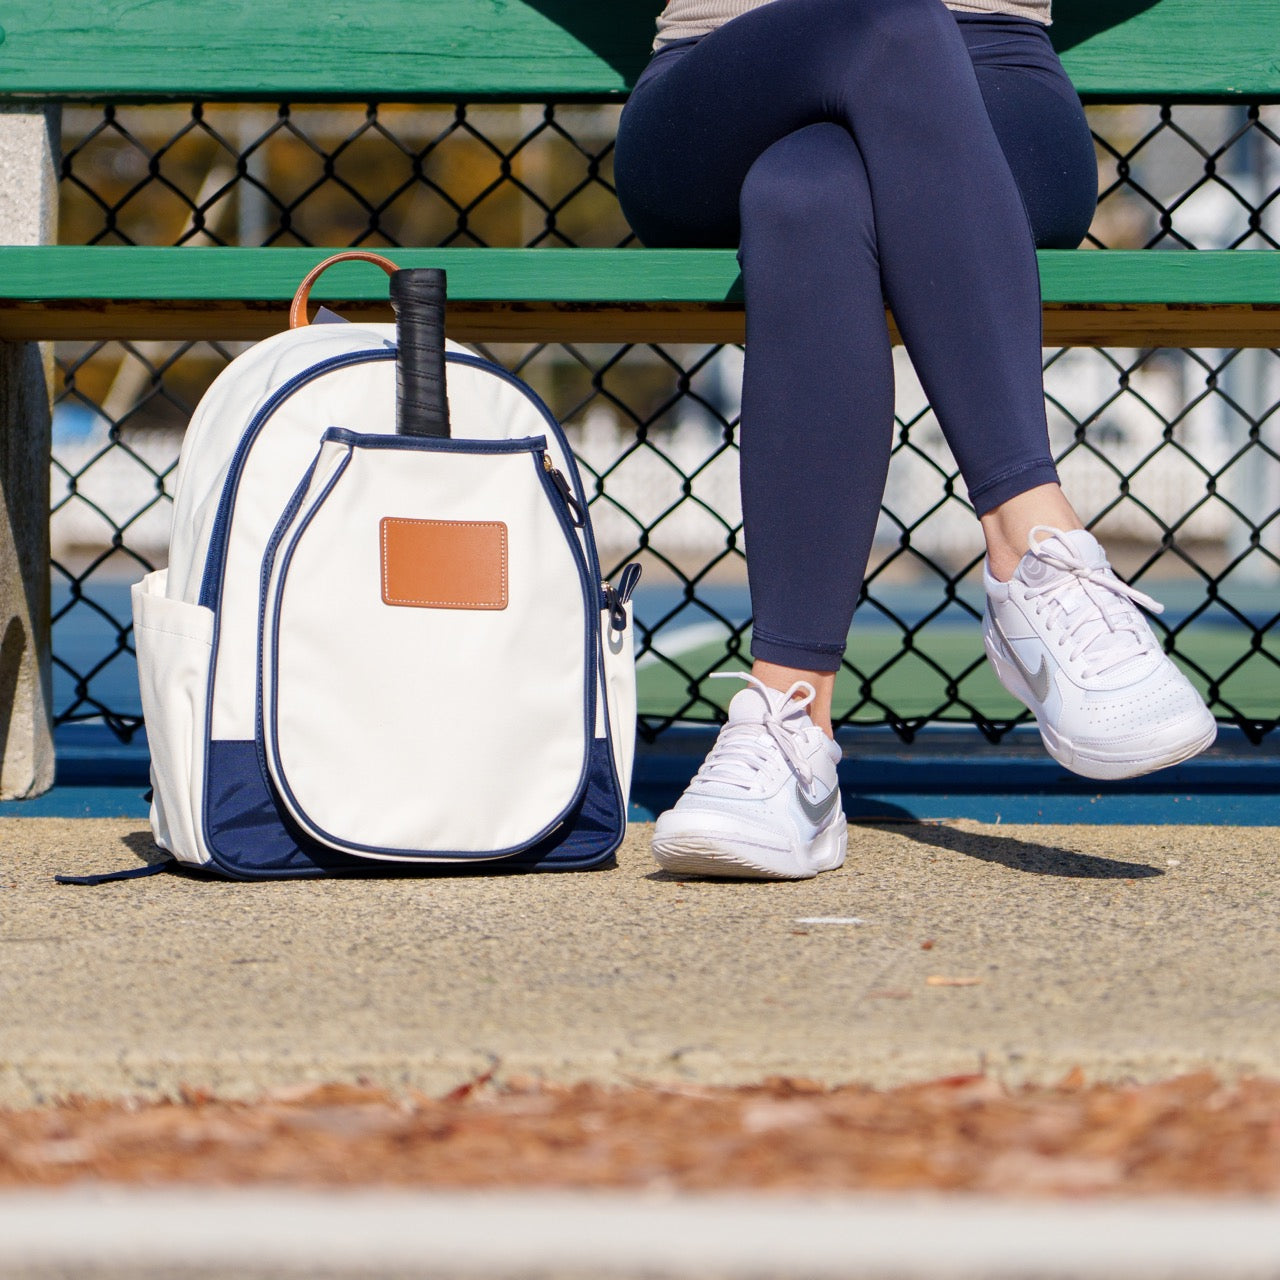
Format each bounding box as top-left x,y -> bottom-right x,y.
0,106 -> 59,800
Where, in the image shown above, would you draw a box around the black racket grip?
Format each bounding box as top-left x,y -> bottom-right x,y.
390,268 -> 450,438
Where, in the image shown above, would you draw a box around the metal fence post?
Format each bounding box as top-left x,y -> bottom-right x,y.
0,105 -> 59,799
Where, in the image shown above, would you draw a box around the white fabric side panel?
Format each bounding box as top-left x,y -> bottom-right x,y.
209,362 -> 399,741
257,438 -> 352,777
601,605 -> 637,809
131,570 -> 215,865
267,444 -> 589,855
167,325 -> 398,606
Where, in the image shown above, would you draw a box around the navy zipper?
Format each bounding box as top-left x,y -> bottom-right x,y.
535,445 -> 598,742
323,427 -> 547,455
603,561 -> 643,633
542,454 -> 586,526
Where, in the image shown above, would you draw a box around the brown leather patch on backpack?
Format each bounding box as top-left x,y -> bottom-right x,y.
380,518 -> 508,610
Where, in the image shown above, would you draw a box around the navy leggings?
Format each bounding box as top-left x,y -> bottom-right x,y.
613,0 -> 1097,672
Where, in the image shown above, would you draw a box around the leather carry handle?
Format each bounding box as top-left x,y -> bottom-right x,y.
288,251 -> 400,328
390,268 -> 451,439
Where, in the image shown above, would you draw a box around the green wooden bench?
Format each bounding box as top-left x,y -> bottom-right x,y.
0,0 -> 1277,346
0,245 -> 1275,346
0,0 -> 1276,796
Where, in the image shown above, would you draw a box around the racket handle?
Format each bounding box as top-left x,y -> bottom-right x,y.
390,268 -> 450,438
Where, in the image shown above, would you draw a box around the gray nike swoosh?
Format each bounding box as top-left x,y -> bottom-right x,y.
796,781 -> 841,826
991,616 -> 1052,703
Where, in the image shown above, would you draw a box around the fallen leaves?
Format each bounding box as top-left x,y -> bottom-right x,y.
1,1073 -> 1278,1195
443,1065 -> 498,1105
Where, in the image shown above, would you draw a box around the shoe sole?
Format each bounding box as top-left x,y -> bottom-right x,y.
984,636 -> 1218,781
651,811 -> 848,881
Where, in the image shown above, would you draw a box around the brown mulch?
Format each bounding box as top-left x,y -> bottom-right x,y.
2,1072 -> 1279,1196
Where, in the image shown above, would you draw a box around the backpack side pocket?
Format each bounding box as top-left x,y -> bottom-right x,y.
132,570 -> 215,864
601,602 -> 637,810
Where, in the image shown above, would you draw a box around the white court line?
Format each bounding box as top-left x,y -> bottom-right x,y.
0,1190 -> 1278,1277
795,917 -> 870,925
636,622 -> 731,667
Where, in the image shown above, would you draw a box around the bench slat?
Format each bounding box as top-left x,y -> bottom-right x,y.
0,1 -> 648,102
0,1 -> 1277,102
1054,0 -> 1280,102
3,246 -> 1279,305
0,247 -> 1274,345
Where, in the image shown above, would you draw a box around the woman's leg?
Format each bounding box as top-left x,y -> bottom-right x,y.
981,483 -> 1083,581
617,0 -> 1073,877
954,14 -> 1099,577
616,0 -> 1065,678
952,18 -> 1212,780
737,123 -> 893,736
619,1 -> 1210,879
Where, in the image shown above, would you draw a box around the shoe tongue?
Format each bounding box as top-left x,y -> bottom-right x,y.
1019,528 -> 1106,585
726,682 -> 799,725
1023,530 -> 1153,677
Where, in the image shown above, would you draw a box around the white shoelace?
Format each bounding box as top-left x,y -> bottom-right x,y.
1023,525 -> 1164,679
689,673 -> 818,793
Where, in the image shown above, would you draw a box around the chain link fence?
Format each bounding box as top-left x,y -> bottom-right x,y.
52,100 -> 1280,747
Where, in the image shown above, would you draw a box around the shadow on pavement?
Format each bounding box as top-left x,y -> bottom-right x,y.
121,830 -> 169,864
875,821 -> 1164,879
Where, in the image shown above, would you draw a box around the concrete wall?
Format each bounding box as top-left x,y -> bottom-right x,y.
0,106 -> 59,799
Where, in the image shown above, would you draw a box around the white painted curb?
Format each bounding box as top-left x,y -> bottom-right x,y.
1,1190 -> 1279,1276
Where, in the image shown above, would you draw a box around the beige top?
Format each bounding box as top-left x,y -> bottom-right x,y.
655,0 -> 1050,49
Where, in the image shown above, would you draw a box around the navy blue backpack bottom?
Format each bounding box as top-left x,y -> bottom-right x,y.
198,739 -> 625,879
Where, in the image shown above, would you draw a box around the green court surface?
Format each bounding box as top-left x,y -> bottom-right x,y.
637,626 -> 1280,723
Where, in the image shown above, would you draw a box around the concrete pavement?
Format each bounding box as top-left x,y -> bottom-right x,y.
1,817 -> 1278,1104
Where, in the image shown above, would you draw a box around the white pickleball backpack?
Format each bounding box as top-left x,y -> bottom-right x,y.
131,253 -> 639,878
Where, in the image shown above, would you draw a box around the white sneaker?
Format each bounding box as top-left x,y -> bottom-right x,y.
983,525 -> 1217,780
651,673 -> 847,880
